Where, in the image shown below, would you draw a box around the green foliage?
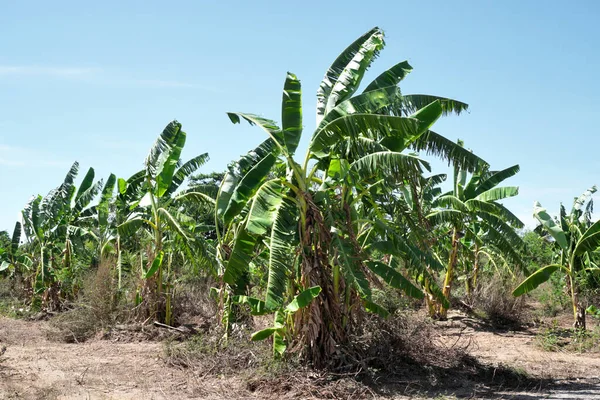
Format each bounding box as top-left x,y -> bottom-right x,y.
1,26 -> 532,367
514,186 -> 600,329
535,319 -> 600,353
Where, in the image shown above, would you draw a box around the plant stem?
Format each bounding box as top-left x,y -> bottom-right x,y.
439,228 -> 459,319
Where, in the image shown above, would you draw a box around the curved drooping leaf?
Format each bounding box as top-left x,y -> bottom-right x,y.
364,299 -> 390,318
61,162 -> 79,193
312,100 -> 442,158
123,170 -> 146,202
223,227 -> 256,293
117,218 -> 145,238
349,152 -> 430,183
466,199 -> 524,229
217,139 -> 279,226
158,207 -> 190,242
22,195 -> 42,241
234,295 -> 270,315
75,167 -> 95,203
472,165 -> 520,197
311,114 -> 419,157
481,216 -> 524,253
481,222 -> 526,270
411,130 -> 488,173
173,190 -> 216,205
246,180 -> 286,236
476,186 -> 519,202
434,195 -> 469,213
318,85 -> 399,132
574,219 -> 600,256
156,128 -> 186,197
73,179 -> 102,214
145,251 -> 164,279
166,153 -> 210,196
227,113 -> 284,151
366,261 -> 423,299
363,60 -> 412,93
281,73 -> 302,156
427,209 -> 464,227
369,221 -> 444,272
222,153 -> 277,225
512,264 -> 561,297
285,286 -> 322,313
407,99 -> 444,134
145,121 -> 182,179
11,222 -> 21,254
572,185 -> 597,216
533,202 -> 568,251
398,94 -> 469,116
316,27 -> 384,123
265,198 -> 298,309
251,327 -> 281,341
424,173 -> 448,189
462,172 -> 481,199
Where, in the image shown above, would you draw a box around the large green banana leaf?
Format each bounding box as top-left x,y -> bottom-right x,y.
513,264 -> 562,297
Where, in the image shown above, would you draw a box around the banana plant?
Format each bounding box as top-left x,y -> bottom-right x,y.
81,170 -> 142,290
117,121 -> 215,324
513,186 -> 600,329
216,27 -> 485,366
428,154 -> 525,319
0,222 -> 32,276
236,286 -> 322,357
21,162 -> 100,306
372,172 -> 456,316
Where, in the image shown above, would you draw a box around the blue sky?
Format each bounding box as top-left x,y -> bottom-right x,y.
1,0 -> 599,232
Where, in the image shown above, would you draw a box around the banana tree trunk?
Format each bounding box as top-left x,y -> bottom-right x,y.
424,277 -> 437,318
569,273 -> 586,330
165,253 -> 173,325
297,203 -> 345,369
438,228 -> 459,319
116,235 -> 122,290
467,243 -> 479,298
40,245 -> 45,285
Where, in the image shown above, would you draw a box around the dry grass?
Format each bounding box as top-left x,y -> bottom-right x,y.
470,277 -> 528,328
46,257 -> 120,342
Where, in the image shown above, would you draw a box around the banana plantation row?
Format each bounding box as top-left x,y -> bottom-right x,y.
2,27 -> 599,366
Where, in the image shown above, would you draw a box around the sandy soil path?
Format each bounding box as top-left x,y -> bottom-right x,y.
434,315 -> 600,399
1,315 -> 599,399
0,317 -> 244,399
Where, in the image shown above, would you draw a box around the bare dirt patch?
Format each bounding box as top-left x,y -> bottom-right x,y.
0,312 -> 599,399
0,317 -> 238,399
432,312 -> 600,399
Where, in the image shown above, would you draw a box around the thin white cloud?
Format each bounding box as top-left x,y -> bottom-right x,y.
0,65 -> 217,91
0,158 -> 24,167
131,79 -> 198,88
0,144 -> 70,169
123,78 -> 220,92
89,136 -> 147,151
518,187 -> 574,197
0,66 -> 99,77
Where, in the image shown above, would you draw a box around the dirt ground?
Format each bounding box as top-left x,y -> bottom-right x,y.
0,314 -> 598,399
0,317 -> 245,399
433,313 -> 600,399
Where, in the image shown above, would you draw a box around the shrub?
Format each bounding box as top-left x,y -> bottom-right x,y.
472,274 -> 527,327
46,257 -> 120,342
